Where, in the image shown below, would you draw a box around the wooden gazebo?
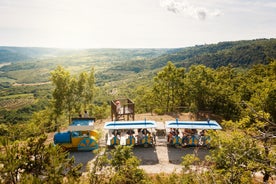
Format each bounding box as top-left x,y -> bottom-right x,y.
111,98 -> 135,121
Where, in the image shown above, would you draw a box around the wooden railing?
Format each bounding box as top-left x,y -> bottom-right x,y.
111,98 -> 135,121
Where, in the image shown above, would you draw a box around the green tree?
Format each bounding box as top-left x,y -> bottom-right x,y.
184,65 -> 214,112
50,66 -> 70,129
133,85 -> 155,114
153,61 -> 185,114
50,66 -> 96,127
29,108 -> 57,133
239,103 -> 276,183
74,71 -> 88,113
0,135 -> 82,184
210,128 -> 261,184
211,65 -> 241,120
92,103 -> 109,120
88,146 -> 149,184
84,67 -> 96,109
89,148 -> 110,184
109,146 -> 148,184
265,89 -> 276,122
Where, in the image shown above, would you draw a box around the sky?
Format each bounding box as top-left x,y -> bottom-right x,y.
0,0 -> 276,48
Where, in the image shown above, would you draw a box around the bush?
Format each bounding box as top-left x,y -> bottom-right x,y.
0,135 -> 82,184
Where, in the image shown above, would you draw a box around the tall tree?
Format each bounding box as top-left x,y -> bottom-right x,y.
50,66 -> 70,129
184,65 -> 214,112
76,71 -> 88,112
211,65 -> 241,120
203,127 -> 262,184
84,67 -> 96,114
50,66 -> 96,126
0,135 -> 82,184
64,77 -> 78,122
153,61 -> 185,114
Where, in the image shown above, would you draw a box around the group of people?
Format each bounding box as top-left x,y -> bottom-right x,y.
167,128 -> 207,146
136,128 -> 154,144
110,128 -> 155,145
78,110 -> 89,118
167,128 -> 181,143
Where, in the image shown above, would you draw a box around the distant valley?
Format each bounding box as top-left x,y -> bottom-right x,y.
0,38 -> 275,88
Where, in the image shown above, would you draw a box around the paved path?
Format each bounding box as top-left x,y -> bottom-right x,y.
70,137 -> 210,173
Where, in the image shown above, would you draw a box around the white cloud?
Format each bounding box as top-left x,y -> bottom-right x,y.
160,0 -> 222,20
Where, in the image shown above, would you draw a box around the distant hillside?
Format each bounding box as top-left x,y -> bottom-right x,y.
147,38 -> 276,69
0,47 -> 171,63
0,47 -> 70,63
0,47 -> 171,84
2,38 -> 275,67
1,39 -> 276,85
0,48 -> 31,62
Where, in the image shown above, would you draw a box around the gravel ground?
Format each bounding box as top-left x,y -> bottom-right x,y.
70,143 -> 210,173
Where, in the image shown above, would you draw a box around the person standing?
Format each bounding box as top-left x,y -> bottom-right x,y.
84,110 -> 89,118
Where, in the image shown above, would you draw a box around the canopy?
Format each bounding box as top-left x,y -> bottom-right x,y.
104,120 -> 157,130
68,118 -> 95,131
165,120 -> 222,130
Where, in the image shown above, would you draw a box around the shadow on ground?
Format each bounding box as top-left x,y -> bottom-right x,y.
70,151 -> 96,172
133,146 -> 159,165
167,146 -> 210,165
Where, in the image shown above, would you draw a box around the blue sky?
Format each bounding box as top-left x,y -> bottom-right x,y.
0,0 -> 275,48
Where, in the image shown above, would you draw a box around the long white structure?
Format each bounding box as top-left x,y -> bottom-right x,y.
104,120 -> 157,130
165,120 -> 222,130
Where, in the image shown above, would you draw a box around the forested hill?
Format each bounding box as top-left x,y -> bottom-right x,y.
147,38 -> 276,69
0,47 -> 67,62
0,47 -> 31,62
0,47 -> 171,64
1,38 -> 276,69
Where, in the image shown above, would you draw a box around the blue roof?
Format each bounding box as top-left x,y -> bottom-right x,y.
70,119 -> 94,126
165,120 -> 222,130
104,120 -> 157,129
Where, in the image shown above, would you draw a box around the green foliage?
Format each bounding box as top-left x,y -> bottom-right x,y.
112,146 -> 146,183
29,108 -> 58,133
0,123 -> 9,136
0,41 -> 276,183
209,129 -> 262,184
265,89 -> 276,122
88,146 -> 149,184
133,85 -> 155,114
92,103 -> 109,120
153,61 -> 185,113
148,38 -> 276,69
184,65 -> 214,111
150,172 -> 184,184
0,94 -> 35,112
88,148 -> 110,184
50,66 -> 96,128
0,135 -> 82,184
210,65 -> 241,119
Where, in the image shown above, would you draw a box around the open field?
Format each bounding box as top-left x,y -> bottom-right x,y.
0,94 -> 35,110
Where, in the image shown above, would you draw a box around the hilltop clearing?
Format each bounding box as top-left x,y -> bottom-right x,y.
47,112 -> 215,174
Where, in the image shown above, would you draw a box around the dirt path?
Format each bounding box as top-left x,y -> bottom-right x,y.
70,143 -> 209,174
12,81 -> 51,86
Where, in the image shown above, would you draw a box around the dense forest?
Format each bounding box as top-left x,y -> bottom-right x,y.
0,39 -> 275,183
